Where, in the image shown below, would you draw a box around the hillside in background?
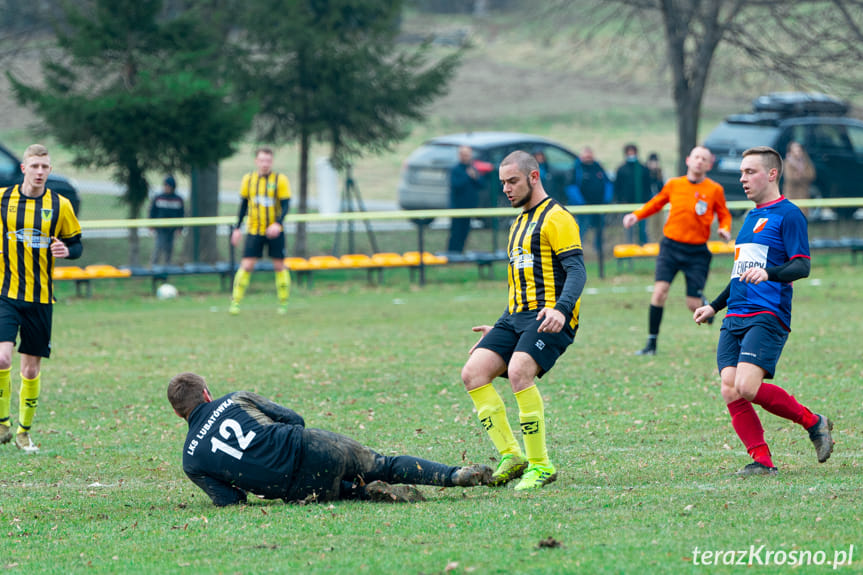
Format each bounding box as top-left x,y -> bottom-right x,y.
0,6 -> 857,203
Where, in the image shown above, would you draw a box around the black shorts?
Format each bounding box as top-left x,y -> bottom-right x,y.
655,237 -> 712,297
242,233 -> 286,259
476,310 -> 577,378
0,296 -> 52,358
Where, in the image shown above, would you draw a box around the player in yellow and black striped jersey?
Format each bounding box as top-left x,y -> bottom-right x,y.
460,150 -> 586,491
0,144 -> 83,453
228,147 -> 292,316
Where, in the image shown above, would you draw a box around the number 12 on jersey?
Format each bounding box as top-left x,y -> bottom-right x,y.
210,418 -> 256,460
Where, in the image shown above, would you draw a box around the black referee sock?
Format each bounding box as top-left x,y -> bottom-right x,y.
648,304 -> 664,338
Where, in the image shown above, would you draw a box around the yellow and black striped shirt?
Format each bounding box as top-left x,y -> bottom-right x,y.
0,186 -> 81,304
239,172 -> 291,235
507,198 -> 583,328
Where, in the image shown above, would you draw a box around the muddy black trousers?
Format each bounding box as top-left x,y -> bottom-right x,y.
282,428 -> 461,502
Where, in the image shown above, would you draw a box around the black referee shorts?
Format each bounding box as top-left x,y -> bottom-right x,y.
655,237 -> 712,297
476,309 -> 577,378
0,296 -> 52,358
242,232 -> 286,259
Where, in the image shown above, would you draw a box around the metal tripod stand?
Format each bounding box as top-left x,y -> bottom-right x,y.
332,165 -> 379,256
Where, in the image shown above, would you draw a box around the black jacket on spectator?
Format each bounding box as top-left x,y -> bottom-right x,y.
149,193 -> 185,232
614,160 -> 652,204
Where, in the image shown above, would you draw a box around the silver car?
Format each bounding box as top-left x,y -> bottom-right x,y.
397,132 -> 578,210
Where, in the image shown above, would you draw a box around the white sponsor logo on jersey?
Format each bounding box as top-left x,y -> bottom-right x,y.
509,246 -> 534,270
731,242 -> 768,278
7,228 -> 52,249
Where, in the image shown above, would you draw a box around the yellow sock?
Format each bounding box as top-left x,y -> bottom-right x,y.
515,385 -> 549,467
0,368 -> 10,428
275,269 -> 291,304
17,373 -> 40,434
468,383 -> 522,457
231,268 -> 251,304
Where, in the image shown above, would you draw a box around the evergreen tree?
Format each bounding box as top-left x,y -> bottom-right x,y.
8,0 -> 254,265
235,0 -> 461,257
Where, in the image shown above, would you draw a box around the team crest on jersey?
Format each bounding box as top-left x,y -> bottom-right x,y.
526,221 -> 537,234
267,181 -> 276,192
695,199 -> 708,216
753,217 -> 769,233
7,228 -> 52,249
41,208 -> 53,220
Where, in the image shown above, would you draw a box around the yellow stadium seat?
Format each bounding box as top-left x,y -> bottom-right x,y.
307,255 -> 345,269
613,244 -> 643,258
640,243 -> 660,256
53,266 -> 88,280
284,257 -> 311,271
340,254 -> 374,268
403,251 -> 447,265
708,241 -> 735,254
371,253 -> 406,267
84,265 -> 132,278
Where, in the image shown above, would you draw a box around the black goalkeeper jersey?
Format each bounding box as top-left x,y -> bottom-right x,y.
182,392 -> 306,506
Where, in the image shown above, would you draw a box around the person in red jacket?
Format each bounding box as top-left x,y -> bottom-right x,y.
623,146 -> 731,356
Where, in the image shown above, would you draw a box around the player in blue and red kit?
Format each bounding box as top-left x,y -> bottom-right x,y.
167,372 -> 492,506
693,146 -> 834,476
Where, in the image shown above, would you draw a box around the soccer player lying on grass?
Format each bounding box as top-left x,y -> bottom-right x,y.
693,146 -> 833,477
167,372 -> 492,506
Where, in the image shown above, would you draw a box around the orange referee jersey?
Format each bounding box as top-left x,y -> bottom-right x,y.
633,176 -> 731,245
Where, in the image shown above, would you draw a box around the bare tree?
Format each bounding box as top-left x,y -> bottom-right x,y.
544,0 -> 863,173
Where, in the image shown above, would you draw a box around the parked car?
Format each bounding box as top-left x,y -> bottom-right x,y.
704,92 -> 863,216
397,132 -> 578,211
0,141 -> 81,215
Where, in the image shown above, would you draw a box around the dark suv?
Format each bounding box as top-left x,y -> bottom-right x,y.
704,92 -> 863,215
0,142 -> 81,215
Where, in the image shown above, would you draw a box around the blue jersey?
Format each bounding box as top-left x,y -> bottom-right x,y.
727,197 -> 810,330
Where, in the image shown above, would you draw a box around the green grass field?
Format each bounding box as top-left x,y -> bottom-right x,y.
2,257 -> 860,574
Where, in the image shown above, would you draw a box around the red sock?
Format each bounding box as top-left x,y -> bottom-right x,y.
727,398 -> 773,467
752,383 -> 818,429
749,445 -> 774,468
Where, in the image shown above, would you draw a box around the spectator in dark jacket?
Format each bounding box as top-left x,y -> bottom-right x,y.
149,175 -> 185,266
614,144 -> 652,245
570,146 -> 612,255
447,146 -> 484,254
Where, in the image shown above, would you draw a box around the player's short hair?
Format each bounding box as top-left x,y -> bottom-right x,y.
255,147 -> 274,157
500,150 -> 539,176
743,146 -> 783,179
23,144 -> 50,162
167,372 -> 209,419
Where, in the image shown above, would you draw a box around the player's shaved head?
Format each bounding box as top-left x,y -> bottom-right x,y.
500,150 -> 539,177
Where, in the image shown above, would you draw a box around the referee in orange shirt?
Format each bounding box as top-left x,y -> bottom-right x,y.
623,146 -> 731,356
